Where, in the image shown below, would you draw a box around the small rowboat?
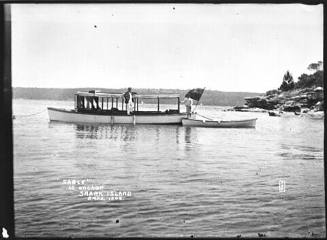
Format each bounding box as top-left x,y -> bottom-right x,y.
182,117 -> 257,128
268,111 -> 281,117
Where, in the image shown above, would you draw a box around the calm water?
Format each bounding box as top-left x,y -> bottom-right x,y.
13,99 -> 325,238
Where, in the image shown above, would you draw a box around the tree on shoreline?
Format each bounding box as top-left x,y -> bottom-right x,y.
295,61 -> 323,89
271,62 -> 324,94
279,70 -> 295,91
308,61 -> 323,72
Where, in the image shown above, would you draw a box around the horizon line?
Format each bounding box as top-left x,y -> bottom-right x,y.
12,86 -> 264,94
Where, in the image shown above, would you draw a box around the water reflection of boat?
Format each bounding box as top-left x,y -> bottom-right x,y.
75,124 -> 137,141
48,90 -> 186,125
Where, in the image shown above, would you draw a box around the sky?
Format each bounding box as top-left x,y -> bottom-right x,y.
11,4 -> 323,92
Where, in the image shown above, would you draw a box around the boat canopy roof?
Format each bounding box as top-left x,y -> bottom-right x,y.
76,91 -> 180,99
135,94 -> 180,99
76,91 -> 122,98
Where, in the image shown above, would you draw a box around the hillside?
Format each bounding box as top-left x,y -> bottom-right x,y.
13,87 -> 262,107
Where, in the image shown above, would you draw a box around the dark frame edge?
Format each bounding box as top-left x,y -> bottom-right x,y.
0,0 -> 325,4
0,2 -> 325,240
0,3 -> 14,239
324,3 -> 327,240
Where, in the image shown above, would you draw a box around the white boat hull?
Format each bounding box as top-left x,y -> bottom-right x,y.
48,107 -> 186,124
182,118 -> 257,128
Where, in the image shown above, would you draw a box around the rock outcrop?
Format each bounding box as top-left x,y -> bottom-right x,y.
237,87 -> 323,112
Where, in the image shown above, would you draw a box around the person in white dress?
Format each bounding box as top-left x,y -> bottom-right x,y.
183,97 -> 193,118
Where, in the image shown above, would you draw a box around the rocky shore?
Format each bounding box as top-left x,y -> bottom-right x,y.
230,87 -> 323,113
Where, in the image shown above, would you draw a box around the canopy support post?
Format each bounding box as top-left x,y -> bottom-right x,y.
177,97 -> 180,113
137,98 -> 139,111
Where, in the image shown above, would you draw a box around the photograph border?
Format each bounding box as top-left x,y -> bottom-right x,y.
0,1 -> 325,239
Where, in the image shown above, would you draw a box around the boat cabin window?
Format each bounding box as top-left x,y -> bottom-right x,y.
75,95 -> 123,112
74,92 -> 181,114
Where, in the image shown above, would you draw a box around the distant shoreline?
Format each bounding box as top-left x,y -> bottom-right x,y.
12,87 -> 262,107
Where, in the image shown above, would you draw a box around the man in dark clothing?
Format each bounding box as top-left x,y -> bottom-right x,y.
124,87 -> 136,115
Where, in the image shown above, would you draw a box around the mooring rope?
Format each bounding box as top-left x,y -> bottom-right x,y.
195,113 -> 215,120
13,109 -> 47,118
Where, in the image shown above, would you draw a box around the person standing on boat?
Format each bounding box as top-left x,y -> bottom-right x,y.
183,96 -> 193,118
183,88 -> 205,118
124,87 -> 134,115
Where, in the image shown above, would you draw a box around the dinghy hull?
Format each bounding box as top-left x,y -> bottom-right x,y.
182,118 -> 257,128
